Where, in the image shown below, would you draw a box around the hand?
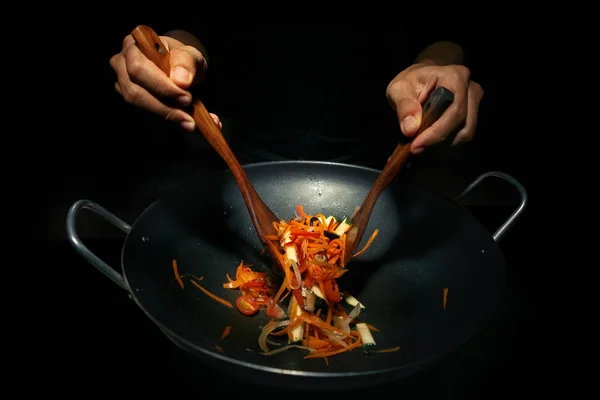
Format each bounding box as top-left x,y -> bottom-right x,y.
109,32 -> 221,132
386,61 -> 484,154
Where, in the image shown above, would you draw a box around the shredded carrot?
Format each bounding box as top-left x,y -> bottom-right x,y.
215,345 -> 224,353
304,333 -> 363,359
172,259 -> 184,289
179,274 -> 204,281
377,346 -> 401,353
366,323 -> 379,332
443,287 -> 449,310
190,279 -> 234,308
352,229 -> 379,258
220,325 -> 232,340
219,204 -> 391,363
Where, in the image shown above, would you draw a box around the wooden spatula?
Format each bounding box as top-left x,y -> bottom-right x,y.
131,25 -> 280,245
342,86 -> 455,266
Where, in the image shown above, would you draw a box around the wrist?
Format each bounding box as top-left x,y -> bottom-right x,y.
414,41 -> 465,66
415,58 -> 438,66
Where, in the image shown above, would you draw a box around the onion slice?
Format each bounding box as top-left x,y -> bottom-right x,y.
260,344 -> 316,356
258,320 -> 290,353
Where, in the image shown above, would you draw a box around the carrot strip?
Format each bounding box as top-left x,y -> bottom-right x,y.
172,259 -> 184,289
443,287 -> 449,310
270,316 -> 303,337
352,229 -> 379,258
278,288 -> 291,303
179,274 -> 204,281
377,346 -> 401,353
220,325 -> 232,340
366,323 -> 379,332
296,205 -> 309,218
190,280 -> 234,308
304,335 -> 362,359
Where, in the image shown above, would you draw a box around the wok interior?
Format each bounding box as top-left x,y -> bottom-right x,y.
123,161 -> 506,375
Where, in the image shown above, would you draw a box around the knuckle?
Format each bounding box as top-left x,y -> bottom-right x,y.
453,65 -> 471,81
387,77 -> 408,95
452,100 -> 469,122
128,57 -> 145,77
471,81 -> 484,99
121,85 -> 142,105
123,35 -> 135,48
386,79 -> 410,105
163,108 -> 180,122
385,79 -> 399,98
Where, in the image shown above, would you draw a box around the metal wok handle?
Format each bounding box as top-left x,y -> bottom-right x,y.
455,171 -> 528,242
66,199 -> 131,290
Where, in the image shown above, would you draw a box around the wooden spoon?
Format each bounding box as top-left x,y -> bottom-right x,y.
342,86 -> 455,266
131,25 -> 280,245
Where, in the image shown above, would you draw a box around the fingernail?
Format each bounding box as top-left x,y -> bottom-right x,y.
401,116 -> 417,134
412,147 -> 424,155
171,67 -> 191,85
180,117 -> 195,132
176,95 -> 191,106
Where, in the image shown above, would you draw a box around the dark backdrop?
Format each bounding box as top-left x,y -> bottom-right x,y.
23,13 -> 552,398
35,18 -> 537,241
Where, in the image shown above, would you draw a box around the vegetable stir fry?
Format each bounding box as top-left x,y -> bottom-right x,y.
223,205 -> 393,361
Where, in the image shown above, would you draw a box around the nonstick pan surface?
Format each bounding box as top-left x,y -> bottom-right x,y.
68,161 -> 523,387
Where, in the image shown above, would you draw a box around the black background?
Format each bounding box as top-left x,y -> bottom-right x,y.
36,18 -> 539,239
27,13 -> 550,397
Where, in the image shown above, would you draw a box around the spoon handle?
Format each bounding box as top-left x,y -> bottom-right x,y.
343,86 -> 454,265
364,86 -> 454,205
131,25 -> 278,239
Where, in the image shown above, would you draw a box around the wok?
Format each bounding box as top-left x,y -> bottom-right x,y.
66,161 -> 527,390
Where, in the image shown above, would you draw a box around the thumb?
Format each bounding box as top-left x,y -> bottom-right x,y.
169,47 -> 203,89
395,97 -> 422,138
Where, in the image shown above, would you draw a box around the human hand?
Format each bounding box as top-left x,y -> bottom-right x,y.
386,61 -> 483,154
109,31 -> 221,132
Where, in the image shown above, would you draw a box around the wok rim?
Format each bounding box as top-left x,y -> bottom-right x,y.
121,160 -> 506,379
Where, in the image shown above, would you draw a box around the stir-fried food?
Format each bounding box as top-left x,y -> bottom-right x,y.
173,205 -> 401,361
223,205 -> 391,360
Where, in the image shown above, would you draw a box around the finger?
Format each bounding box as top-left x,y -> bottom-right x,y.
124,37 -> 192,106
453,82 -> 483,145
118,72 -> 194,130
179,111 -> 221,133
411,85 -> 468,152
395,97 -> 422,137
210,113 -> 222,130
169,45 -> 207,88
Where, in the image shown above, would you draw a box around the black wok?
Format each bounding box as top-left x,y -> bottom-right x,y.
66,161 -> 527,390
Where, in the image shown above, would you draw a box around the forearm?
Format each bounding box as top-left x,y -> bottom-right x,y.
415,41 -> 464,66
164,29 -> 210,67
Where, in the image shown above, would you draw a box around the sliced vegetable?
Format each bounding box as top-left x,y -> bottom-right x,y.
217,205 -> 395,362
220,325 -> 232,340
443,287 -> 449,310
172,259 -> 184,289
288,296 -> 304,343
344,293 -> 366,310
236,296 -> 260,315
356,322 -> 378,357
190,279 -> 234,309
334,217 -> 352,236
